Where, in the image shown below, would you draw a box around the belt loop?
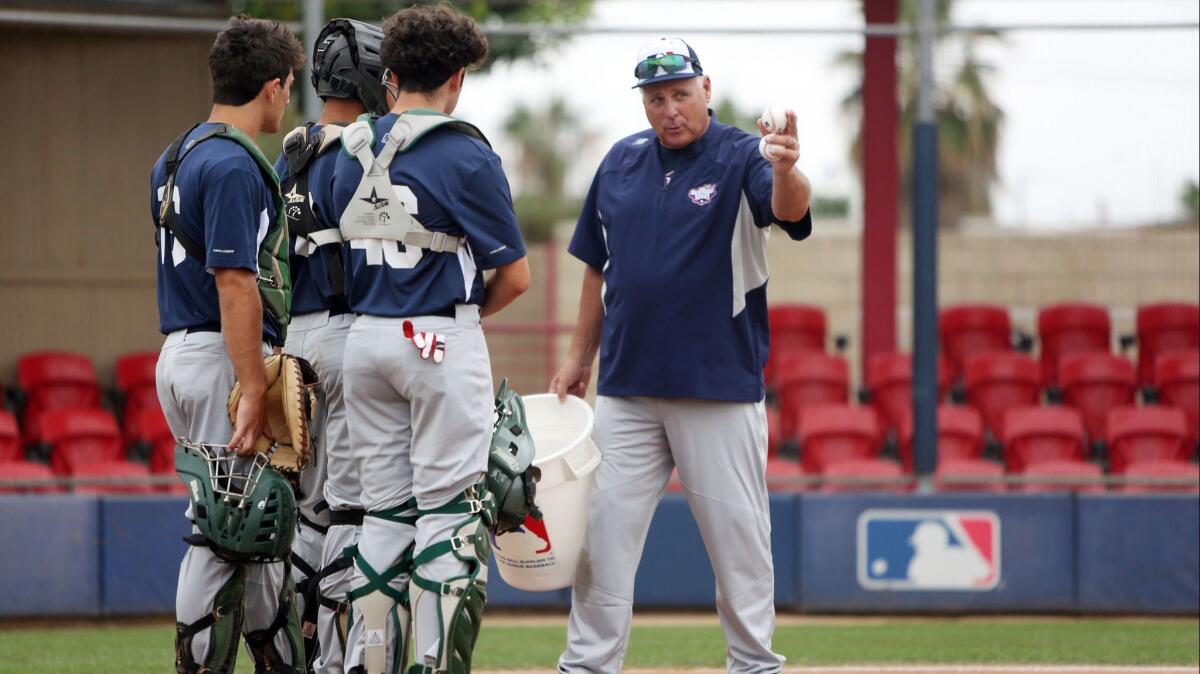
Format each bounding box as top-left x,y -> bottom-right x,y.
455,304 -> 480,327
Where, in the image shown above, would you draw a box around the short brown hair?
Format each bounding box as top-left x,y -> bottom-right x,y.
381,4 -> 488,94
209,15 -> 305,106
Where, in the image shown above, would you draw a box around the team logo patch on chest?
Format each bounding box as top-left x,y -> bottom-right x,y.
688,183 -> 718,206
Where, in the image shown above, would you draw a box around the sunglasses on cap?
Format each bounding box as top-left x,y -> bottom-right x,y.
634,53 -> 699,81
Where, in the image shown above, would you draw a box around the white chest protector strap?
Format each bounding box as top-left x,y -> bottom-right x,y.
339,111 -> 489,254
283,123 -> 348,256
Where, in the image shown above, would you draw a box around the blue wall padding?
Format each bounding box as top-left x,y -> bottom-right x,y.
0,495 -> 101,616
799,493 -> 1076,612
634,495 -> 714,607
1076,495 -> 1200,614
99,496 -> 191,615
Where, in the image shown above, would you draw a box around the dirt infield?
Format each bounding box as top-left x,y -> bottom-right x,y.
479,668 -> 1200,674
477,662 -> 1200,666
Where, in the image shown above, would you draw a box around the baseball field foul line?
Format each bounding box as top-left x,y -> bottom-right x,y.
478,668 -> 1198,674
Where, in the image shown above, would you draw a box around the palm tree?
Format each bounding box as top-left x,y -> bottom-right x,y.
839,0 -> 1004,228
504,98 -> 592,242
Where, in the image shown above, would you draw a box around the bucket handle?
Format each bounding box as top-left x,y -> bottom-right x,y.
564,445 -> 601,481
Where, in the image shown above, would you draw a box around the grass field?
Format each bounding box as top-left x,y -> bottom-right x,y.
0,615 -> 1196,674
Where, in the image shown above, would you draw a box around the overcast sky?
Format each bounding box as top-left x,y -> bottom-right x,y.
453,0 -> 1200,230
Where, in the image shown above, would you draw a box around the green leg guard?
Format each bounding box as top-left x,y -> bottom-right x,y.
176,565 -> 246,674
350,502 -> 418,674
407,483 -> 493,674
244,562 -> 305,673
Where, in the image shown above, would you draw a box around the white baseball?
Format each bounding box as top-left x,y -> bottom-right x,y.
760,105 -> 789,133
758,136 -> 784,162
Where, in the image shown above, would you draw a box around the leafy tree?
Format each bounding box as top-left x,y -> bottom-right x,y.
1181,180 -> 1199,223
838,0 -> 1004,228
231,0 -> 593,67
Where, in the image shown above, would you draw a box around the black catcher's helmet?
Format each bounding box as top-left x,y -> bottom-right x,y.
311,18 -> 389,116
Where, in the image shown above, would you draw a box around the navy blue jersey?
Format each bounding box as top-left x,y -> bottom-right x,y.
569,115 -> 812,402
329,112 -> 526,317
274,125 -> 348,316
151,122 -> 280,343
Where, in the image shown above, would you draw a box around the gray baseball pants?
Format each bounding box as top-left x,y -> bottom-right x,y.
156,329 -> 297,670
558,396 -> 784,674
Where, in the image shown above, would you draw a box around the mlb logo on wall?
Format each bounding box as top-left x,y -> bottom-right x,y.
857,509 -> 1000,591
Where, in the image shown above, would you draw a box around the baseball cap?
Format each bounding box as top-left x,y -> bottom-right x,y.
632,37 -> 703,88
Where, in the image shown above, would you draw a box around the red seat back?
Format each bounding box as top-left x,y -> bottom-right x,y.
940,304 -> 1011,381
0,411 -> 20,462
138,407 -> 177,474
71,462 -> 154,494
766,405 -> 783,457
1120,461 -> 1200,494
766,457 -> 805,492
40,408 -> 124,474
1037,303 -> 1111,387
797,404 -> 880,473
765,304 -> 827,389
1135,303 -> 1200,386
115,351 -> 160,436
1002,406 -> 1086,472
1155,349 -> 1199,446
935,458 -> 1005,493
1107,406 -> 1189,474
865,352 -> 951,434
776,352 -> 849,441
17,351 -> 101,442
820,458 -> 907,493
899,405 -> 985,471
0,461 -> 60,494
964,352 -> 1041,438
1019,460 -> 1104,493
1059,352 -> 1137,442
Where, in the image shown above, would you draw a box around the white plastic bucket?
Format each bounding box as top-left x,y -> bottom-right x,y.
492,394 -> 601,592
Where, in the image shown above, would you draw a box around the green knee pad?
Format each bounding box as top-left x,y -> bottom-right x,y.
408,485 -> 493,674
175,566 -> 246,674
350,501 -> 418,674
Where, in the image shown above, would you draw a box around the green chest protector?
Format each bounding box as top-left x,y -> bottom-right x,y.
338,109 -> 490,254
156,123 -> 293,342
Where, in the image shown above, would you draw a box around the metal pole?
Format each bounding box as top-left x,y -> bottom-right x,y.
302,0 -> 323,121
912,0 -> 939,493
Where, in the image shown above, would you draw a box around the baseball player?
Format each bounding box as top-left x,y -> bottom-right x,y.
274,18 -> 390,674
550,38 -> 813,674
327,6 -> 530,673
150,17 -> 306,674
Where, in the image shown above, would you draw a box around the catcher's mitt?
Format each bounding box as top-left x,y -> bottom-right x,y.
227,353 -> 319,477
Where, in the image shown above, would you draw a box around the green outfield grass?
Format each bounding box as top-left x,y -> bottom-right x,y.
0,618 -> 1195,673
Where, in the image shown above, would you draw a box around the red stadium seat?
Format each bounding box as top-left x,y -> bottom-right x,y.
820,458 -> 907,493
0,461 -> 59,494
16,351 -> 101,443
1059,352 -> 1137,444
766,404 -> 783,457
935,458 -> 1005,493
1019,460 -> 1105,493
1037,303 -> 1111,388
764,304 -> 827,390
115,351 -> 160,439
137,407 -> 177,476
766,457 -> 805,492
1155,350 -> 1199,448
776,352 -> 849,442
864,351 -> 951,435
1106,406 -> 1190,474
71,461 -> 154,494
0,410 -> 21,462
899,405 -> 985,472
1119,461 -> 1200,494
40,408 -> 127,474
797,404 -> 880,474
964,351 -> 1041,439
939,304 -> 1012,382
1002,406 -> 1087,473
1134,302 -> 1200,387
